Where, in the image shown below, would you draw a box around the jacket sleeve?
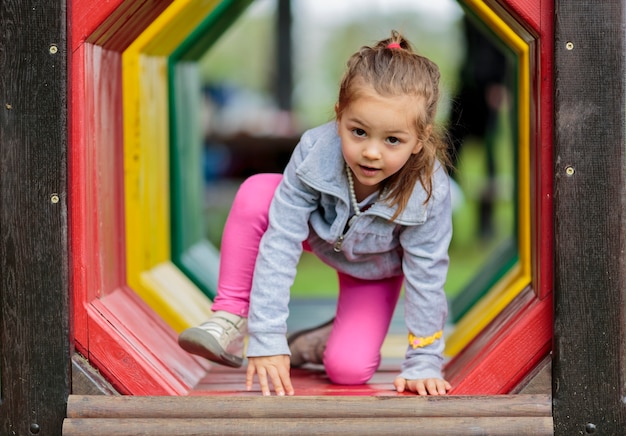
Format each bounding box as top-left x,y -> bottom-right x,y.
398,169 -> 452,380
246,134 -> 321,357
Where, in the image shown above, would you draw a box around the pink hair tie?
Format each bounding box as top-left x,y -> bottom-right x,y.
387,42 -> 402,50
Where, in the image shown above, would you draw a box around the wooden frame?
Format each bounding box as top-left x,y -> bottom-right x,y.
0,1 -> 69,434
70,0 -> 211,395
169,0 -> 254,300
69,0 -> 553,396
445,0 -> 535,357
2,0 -> 625,433
442,0 -> 554,393
552,0 -> 626,433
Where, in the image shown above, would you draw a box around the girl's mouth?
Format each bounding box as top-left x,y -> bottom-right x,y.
359,165 -> 380,177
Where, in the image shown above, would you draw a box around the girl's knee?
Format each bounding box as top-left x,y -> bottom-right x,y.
233,174 -> 282,216
324,350 -> 380,385
239,173 -> 282,192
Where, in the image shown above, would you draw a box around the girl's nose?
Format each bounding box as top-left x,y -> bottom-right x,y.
362,141 -> 382,160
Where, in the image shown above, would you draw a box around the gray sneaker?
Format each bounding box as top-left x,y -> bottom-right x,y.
287,318 -> 334,367
178,311 -> 247,368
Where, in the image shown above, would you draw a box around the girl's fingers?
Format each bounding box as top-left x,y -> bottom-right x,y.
267,358 -> 294,396
425,379 -> 439,396
439,380 -> 452,395
398,378 -> 451,396
247,356 -> 294,396
278,357 -> 295,395
265,365 -> 284,396
415,381 -> 428,396
256,366 -> 272,396
393,376 -> 407,393
245,364 -> 255,391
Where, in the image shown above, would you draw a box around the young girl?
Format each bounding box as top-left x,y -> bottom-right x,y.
179,30 -> 452,396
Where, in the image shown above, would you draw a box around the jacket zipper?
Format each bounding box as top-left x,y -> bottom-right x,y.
334,200 -> 374,252
333,234 -> 344,252
334,214 -> 358,252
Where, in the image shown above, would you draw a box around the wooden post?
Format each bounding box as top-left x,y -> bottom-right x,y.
275,0 -> 292,111
553,0 -> 626,434
0,0 -> 70,435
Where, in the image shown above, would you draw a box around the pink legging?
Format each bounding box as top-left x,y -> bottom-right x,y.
212,173 -> 403,385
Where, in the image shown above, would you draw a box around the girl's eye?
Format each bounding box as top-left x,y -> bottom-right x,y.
387,136 -> 401,145
352,128 -> 367,138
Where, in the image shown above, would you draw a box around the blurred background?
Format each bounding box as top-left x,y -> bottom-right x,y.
197,0 -> 515,303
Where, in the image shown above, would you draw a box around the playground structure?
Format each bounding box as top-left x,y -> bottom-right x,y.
67,0 -> 550,396
1,0 -> 624,435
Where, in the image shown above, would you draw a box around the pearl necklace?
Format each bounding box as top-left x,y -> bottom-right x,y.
345,163 -> 361,227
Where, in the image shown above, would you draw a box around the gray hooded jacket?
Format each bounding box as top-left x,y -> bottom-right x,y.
247,121 -> 452,380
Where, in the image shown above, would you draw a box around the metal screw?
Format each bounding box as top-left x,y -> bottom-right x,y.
585,422 -> 597,433
50,194 -> 60,204
29,423 -> 40,434
49,44 -> 58,54
565,166 -> 575,176
566,41 -> 574,50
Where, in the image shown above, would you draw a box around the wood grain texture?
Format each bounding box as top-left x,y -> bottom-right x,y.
64,395 -> 552,435
67,394 -> 551,418
535,0 -> 555,300
63,417 -> 554,436
0,0 -> 69,434
553,0 -> 626,434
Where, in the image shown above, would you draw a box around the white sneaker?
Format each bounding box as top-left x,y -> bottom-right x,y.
178,311 -> 247,368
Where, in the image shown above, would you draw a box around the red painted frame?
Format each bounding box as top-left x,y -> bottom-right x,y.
69,0 -> 209,394
444,0 -> 554,393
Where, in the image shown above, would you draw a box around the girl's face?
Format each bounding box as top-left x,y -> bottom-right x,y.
337,86 -> 423,200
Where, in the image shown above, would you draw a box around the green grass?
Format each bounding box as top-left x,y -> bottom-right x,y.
292,252 -> 338,298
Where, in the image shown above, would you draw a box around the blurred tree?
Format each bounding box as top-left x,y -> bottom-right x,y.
199,0 -> 464,131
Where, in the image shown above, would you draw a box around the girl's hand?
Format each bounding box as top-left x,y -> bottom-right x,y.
246,355 -> 294,396
393,376 -> 451,396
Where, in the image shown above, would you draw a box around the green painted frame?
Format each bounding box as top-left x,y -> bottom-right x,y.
168,0 -> 255,299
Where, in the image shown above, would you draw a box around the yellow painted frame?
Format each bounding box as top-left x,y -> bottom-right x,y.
444,0 -> 533,356
122,0 -> 222,332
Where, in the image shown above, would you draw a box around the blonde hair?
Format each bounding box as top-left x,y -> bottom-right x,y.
335,30 -> 449,219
